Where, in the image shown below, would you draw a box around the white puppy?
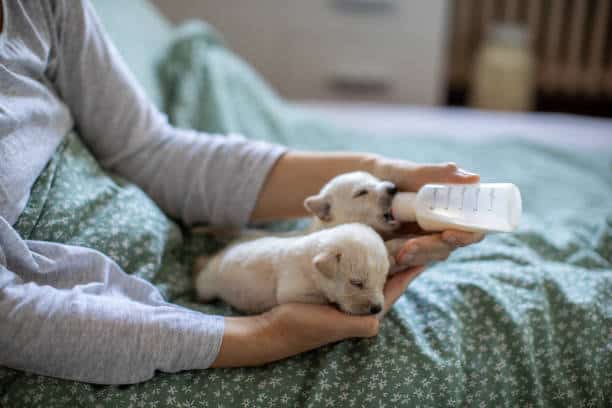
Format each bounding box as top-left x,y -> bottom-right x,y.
304,171 -> 401,234
195,172 -> 401,239
194,223 -> 389,315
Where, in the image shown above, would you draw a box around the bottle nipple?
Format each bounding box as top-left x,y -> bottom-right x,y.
391,192 -> 418,222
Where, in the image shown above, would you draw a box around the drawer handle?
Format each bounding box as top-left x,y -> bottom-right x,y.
328,75 -> 391,95
331,0 -> 395,15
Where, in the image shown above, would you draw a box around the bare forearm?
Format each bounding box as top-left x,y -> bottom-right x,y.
251,151 -> 379,222
211,314 -> 334,367
210,316 -> 268,367
211,305 -> 379,368
251,151 -> 480,223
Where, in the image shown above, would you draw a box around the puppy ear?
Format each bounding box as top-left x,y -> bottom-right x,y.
304,195 -> 332,222
313,250 -> 342,278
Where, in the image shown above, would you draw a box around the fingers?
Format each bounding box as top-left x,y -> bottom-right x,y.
441,230 -> 486,247
395,234 -> 453,266
410,162 -> 479,191
393,230 -> 486,267
308,304 -> 381,339
269,302 -> 377,342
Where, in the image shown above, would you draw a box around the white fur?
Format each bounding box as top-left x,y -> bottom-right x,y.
195,223 -> 389,315
304,171 -> 401,234
303,172 -> 408,274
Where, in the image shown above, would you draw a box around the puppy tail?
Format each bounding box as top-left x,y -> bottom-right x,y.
193,255 -> 217,302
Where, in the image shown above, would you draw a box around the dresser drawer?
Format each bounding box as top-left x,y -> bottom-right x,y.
285,32 -> 406,101
291,0 -> 415,35
285,1 -> 447,103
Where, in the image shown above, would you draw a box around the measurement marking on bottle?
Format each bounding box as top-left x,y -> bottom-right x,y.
445,188 -> 451,210
473,187 -> 480,212
488,189 -> 495,211
459,187 -> 467,210
431,188 -> 439,210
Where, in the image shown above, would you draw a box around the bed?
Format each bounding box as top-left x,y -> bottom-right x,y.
1,1 -> 610,407
301,103 -> 612,151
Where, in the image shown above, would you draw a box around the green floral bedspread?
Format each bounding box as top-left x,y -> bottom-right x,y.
1,22 -> 611,408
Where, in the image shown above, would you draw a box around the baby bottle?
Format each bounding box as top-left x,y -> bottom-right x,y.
391,183 -> 522,233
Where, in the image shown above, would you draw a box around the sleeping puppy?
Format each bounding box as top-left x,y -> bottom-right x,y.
194,223 -> 389,315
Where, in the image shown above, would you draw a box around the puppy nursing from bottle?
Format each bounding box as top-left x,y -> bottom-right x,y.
391,183 -> 522,233
194,172 -> 521,314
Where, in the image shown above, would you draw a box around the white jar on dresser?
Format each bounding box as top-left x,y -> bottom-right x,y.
152,0 -> 449,105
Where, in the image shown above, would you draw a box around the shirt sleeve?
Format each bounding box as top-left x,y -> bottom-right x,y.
48,0 -> 286,227
0,217 -> 223,384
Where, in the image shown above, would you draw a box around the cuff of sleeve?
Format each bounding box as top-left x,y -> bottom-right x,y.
171,311 -> 225,371
195,314 -> 225,368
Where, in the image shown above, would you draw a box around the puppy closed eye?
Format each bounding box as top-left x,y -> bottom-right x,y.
353,189 -> 368,198
350,279 -> 364,289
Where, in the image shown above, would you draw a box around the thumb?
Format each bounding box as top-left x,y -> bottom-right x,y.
383,266 -> 426,313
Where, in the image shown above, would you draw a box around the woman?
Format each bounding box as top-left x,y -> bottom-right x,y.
0,0 -> 482,384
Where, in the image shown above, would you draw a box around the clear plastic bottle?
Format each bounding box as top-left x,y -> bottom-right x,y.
391,183 -> 522,233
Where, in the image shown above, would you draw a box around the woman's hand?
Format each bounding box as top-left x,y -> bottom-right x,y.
211,266 -> 425,368
372,157 -> 485,267
385,231 -> 484,271
371,158 -> 480,192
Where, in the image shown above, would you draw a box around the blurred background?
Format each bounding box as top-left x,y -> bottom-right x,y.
151,0 -> 611,117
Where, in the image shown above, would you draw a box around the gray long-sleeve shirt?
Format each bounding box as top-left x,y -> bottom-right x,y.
0,0 -> 286,384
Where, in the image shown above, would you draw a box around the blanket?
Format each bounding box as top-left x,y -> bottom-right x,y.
1,22 -> 611,408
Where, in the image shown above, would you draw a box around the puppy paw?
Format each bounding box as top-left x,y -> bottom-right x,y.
192,255 -> 210,278
193,255 -> 220,303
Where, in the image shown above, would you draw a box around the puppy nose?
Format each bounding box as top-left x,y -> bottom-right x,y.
369,304 -> 382,315
386,185 -> 398,196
